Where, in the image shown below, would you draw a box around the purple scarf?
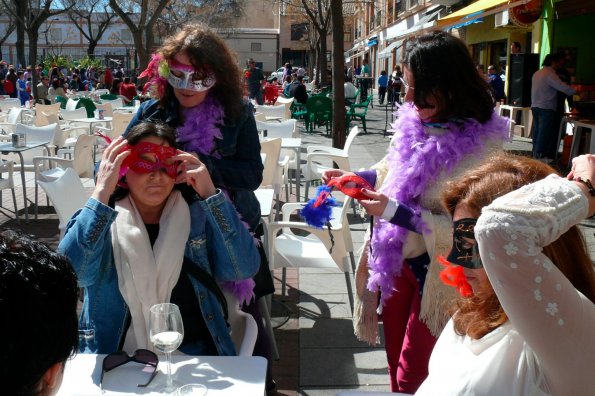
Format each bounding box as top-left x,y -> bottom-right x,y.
368,103 -> 509,305
177,94 -> 225,158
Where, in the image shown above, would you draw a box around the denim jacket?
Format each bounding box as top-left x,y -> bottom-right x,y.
125,98 -> 264,230
58,191 -> 260,356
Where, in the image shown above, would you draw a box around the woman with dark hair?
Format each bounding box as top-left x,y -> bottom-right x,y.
416,153 -> 595,395
123,24 -> 273,391
48,78 -> 66,104
110,77 -> 122,96
323,31 -> 509,393
59,122 -> 259,356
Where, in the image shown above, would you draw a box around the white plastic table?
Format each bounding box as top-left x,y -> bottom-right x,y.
57,353 -> 267,395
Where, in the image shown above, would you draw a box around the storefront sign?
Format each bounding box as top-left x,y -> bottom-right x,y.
509,0 -> 543,28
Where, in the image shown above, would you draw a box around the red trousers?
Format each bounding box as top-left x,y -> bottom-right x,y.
381,263 -> 437,393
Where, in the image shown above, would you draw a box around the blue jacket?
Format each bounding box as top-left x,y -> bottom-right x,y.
58,191 -> 260,356
125,98 -> 264,230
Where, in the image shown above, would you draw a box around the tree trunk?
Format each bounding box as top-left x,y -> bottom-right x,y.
318,30 -> 327,87
15,5 -> 25,67
87,41 -> 97,56
330,0 -> 345,148
27,31 -> 38,100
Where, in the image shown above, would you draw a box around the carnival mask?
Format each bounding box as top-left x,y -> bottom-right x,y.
445,218 -> 483,269
167,59 -> 216,92
122,141 -> 179,179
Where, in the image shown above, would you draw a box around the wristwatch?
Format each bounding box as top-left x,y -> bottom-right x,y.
575,177 -> 595,197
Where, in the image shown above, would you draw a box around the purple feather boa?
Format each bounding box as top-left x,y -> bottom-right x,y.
221,279 -> 256,306
368,103 -> 509,304
177,94 -> 225,158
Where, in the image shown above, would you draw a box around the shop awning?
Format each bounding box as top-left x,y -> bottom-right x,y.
436,0 -> 530,30
378,40 -> 403,59
386,6 -> 443,41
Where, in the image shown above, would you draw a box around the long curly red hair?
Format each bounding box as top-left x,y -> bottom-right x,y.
441,153 -> 595,339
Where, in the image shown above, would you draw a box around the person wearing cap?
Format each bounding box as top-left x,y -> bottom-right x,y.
415,153 -> 595,396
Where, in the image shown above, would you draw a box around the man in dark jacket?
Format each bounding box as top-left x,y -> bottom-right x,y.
288,75 -> 308,104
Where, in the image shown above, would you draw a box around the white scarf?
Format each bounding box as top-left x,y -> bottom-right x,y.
111,190 -> 191,351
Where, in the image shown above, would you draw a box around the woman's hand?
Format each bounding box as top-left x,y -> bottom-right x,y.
174,151 -> 217,198
568,154 -> 595,182
92,136 -> 130,204
568,154 -> 595,217
321,169 -> 354,184
358,188 -> 389,217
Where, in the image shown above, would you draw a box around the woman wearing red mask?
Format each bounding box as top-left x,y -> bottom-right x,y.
59,122 -> 260,356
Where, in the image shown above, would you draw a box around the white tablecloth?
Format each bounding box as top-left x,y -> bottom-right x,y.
57,353 -> 267,395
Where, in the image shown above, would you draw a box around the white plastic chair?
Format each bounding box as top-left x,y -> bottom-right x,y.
37,167 -> 88,240
4,124 -> 58,174
0,160 -> 19,222
303,126 -> 361,200
95,111 -> 134,140
0,107 -> 23,133
0,98 -> 21,112
223,290 -> 258,356
256,119 -> 297,139
256,104 -> 286,121
65,98 -> 79,111
254,112 -> 267,122
265,196 -> 356,313
33,134 -> 95,219
94,102 -> 114,117
274,96 -> 294,120
31,103 -> 61,127
259,138 -> 289,217
102,97 -> 124,110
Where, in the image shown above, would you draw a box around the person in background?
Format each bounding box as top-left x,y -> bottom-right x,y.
288,75 -> 308,105
377,70 -> 388,105
360,59 -> 371,101
246,59 -> 264,105
282,62 -> 292,82
110,77 -> 122,96
344,76 -> 357,105
68,74 -> 81,92
59,122 -> 259,355
16,70 -> 29,105
416,153 -> 595,395
0,61 -> 7,80
510,41 -> 522,54
282,75 -> 292,93
388,66 -> 403,104
324,31 -> 509,393
48,78 -> 66,104
1,229 -> 79,396
487,65 -> 505,102
296,66 -> 306,79
36,75 -> 51,104
6,67 -> 17,98
104,67 -> 113,90
119,76 -> 137,105
530,53 -> 576,163
123,24 -> 276,394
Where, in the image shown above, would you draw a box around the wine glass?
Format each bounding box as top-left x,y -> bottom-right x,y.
174,383 -> 208,396
149,303 -> 184,392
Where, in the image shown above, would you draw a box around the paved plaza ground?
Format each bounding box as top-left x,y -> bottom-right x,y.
1,98 -> 593,395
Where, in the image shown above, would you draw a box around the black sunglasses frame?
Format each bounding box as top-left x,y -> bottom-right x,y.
99,349 -> 159,390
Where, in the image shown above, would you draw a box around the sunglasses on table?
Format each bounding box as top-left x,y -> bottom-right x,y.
100,349 -> 159,390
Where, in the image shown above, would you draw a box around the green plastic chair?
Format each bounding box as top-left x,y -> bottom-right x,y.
305,95 -> 332,136
55,95 -> 68,110
345,89 -> 360,106
346,93 -> 373,134
76,97 -> 97,118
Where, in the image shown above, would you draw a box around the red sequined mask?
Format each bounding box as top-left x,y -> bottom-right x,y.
121,142 -> 178,179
